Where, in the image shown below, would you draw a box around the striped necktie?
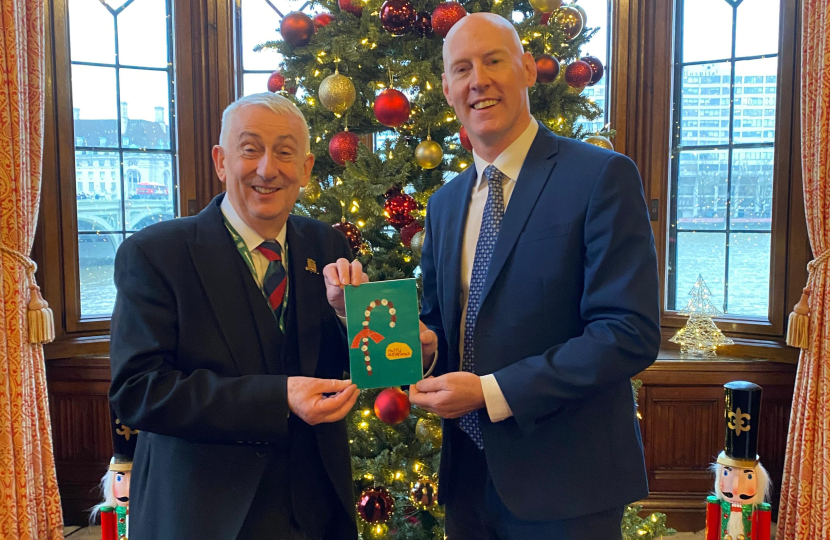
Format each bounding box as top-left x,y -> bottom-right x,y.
459,164 -> 506,450
256,241 -> 287,321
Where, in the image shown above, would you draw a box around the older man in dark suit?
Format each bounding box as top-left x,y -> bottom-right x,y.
109,93 -> 371,540
410,13 -> 661,540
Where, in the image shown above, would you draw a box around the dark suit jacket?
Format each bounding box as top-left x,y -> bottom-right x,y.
420,124 -> 661,521
109,194 -> 356,539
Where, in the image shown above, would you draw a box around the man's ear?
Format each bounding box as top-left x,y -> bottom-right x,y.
522,51 -> 537,88
301,152 -> 315,187
212,145 -> 227,184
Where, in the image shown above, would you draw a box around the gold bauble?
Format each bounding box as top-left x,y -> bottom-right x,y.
569,2 -> 587,25
415,139 -> 444,169
410,230 -> 425,258
302,180 -> 322,201
409,478 -> 439,509
529,0 -> 562,13
319,70 -> 356,115
584,135 -> 614,151
415,417 -> 443,446
554,6 -> 584,40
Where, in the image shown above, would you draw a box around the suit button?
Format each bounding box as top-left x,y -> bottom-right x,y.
256,450 -> 266,458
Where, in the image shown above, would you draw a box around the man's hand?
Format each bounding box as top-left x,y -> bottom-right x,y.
323,259 -> 369,317
419,320 -> 438,369
287,377 -> 360,425
409,372 -> 485,418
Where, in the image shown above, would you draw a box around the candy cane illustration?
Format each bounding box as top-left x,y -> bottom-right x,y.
350,298 -> 396,375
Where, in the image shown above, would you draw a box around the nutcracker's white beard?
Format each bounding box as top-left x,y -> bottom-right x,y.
727,509 -> 743,539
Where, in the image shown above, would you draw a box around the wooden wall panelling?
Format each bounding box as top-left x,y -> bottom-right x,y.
47,358 -> 113,526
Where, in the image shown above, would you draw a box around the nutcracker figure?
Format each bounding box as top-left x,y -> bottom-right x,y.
705,381 -> 772,540
92,406 -> 138,540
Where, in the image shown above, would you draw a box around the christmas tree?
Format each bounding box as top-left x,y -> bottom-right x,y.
259,0 -> 611,279
669,274 -> 735,357
257,0 -> 672,537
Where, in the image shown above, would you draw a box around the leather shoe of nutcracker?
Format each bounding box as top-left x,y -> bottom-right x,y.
705,381 -> 772,540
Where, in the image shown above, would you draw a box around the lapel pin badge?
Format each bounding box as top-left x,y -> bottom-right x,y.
305,258 -> 319,274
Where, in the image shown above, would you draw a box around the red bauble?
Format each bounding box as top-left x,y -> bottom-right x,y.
459,125 -> 473,151
431,2 -> 467,38
540,11 -> 553,25
400,221 -> 423,247
582,55 -> 605,86
415,11 -> 433,37
280,12 -> 315,47
380,0 -> 417,35
374,89 -> 411,128
535,54 -> 560,84
384,193 -> 418,229
357,487 -> 395,523
267,71 -> 286,93
565,60 -> 593,88
332,219 -> 363,253
374,387 -> 411,425
339,0 -> 363,16
313,12 -> 335,28
329,130 -> 360,166
384,184 -> 403,199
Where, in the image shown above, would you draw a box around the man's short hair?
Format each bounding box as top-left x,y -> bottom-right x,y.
219,92 -> 310,154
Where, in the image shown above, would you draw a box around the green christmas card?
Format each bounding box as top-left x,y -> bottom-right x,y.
344,279 -> 423,389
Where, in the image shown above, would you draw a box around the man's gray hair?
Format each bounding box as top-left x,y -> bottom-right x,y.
219,92 -> 311,154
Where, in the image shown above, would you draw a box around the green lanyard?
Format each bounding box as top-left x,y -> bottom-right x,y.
222,216 -> 289,332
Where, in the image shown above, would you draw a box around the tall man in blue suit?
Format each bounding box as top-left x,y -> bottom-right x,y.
409,13 -> 661,539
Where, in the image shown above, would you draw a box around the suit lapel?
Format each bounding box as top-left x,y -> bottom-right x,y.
479,125 -> 560,306
442,166 -> 477,357
187,195 -> 269,376
286,217 -> 322,377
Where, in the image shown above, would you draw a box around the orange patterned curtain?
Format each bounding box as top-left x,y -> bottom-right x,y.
778,0 -> 830,536
0,0 -> 64,538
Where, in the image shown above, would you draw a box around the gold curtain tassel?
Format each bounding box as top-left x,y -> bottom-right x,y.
27,281 -> 55,344
786,250 -> 830,350
1,245 -> 56,344
786,286 -> 811,349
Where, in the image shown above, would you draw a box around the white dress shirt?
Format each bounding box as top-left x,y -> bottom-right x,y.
220,195 -> 287,285
463,118 -> 539,423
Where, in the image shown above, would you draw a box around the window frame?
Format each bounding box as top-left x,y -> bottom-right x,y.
40,0 -> 216,355
611,0 -> 807,361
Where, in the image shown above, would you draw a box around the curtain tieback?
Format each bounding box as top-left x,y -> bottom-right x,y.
0,245 -> 55,344
786,249 -> 830,350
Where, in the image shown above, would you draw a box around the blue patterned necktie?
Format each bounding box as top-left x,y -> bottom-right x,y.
460,164 -> 506,450
256,241 -> 287,322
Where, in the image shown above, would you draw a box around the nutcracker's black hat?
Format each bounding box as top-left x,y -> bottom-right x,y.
717,381 -> 762,468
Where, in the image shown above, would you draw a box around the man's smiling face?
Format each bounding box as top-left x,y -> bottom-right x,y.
213,104 -> 313,234
442,14 -> 536,154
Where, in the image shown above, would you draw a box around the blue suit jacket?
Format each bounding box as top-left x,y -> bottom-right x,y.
420,124 -> 661,521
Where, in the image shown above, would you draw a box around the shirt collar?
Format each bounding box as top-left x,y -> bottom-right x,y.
220,193 -> 287,252
471,118 -> 539,190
